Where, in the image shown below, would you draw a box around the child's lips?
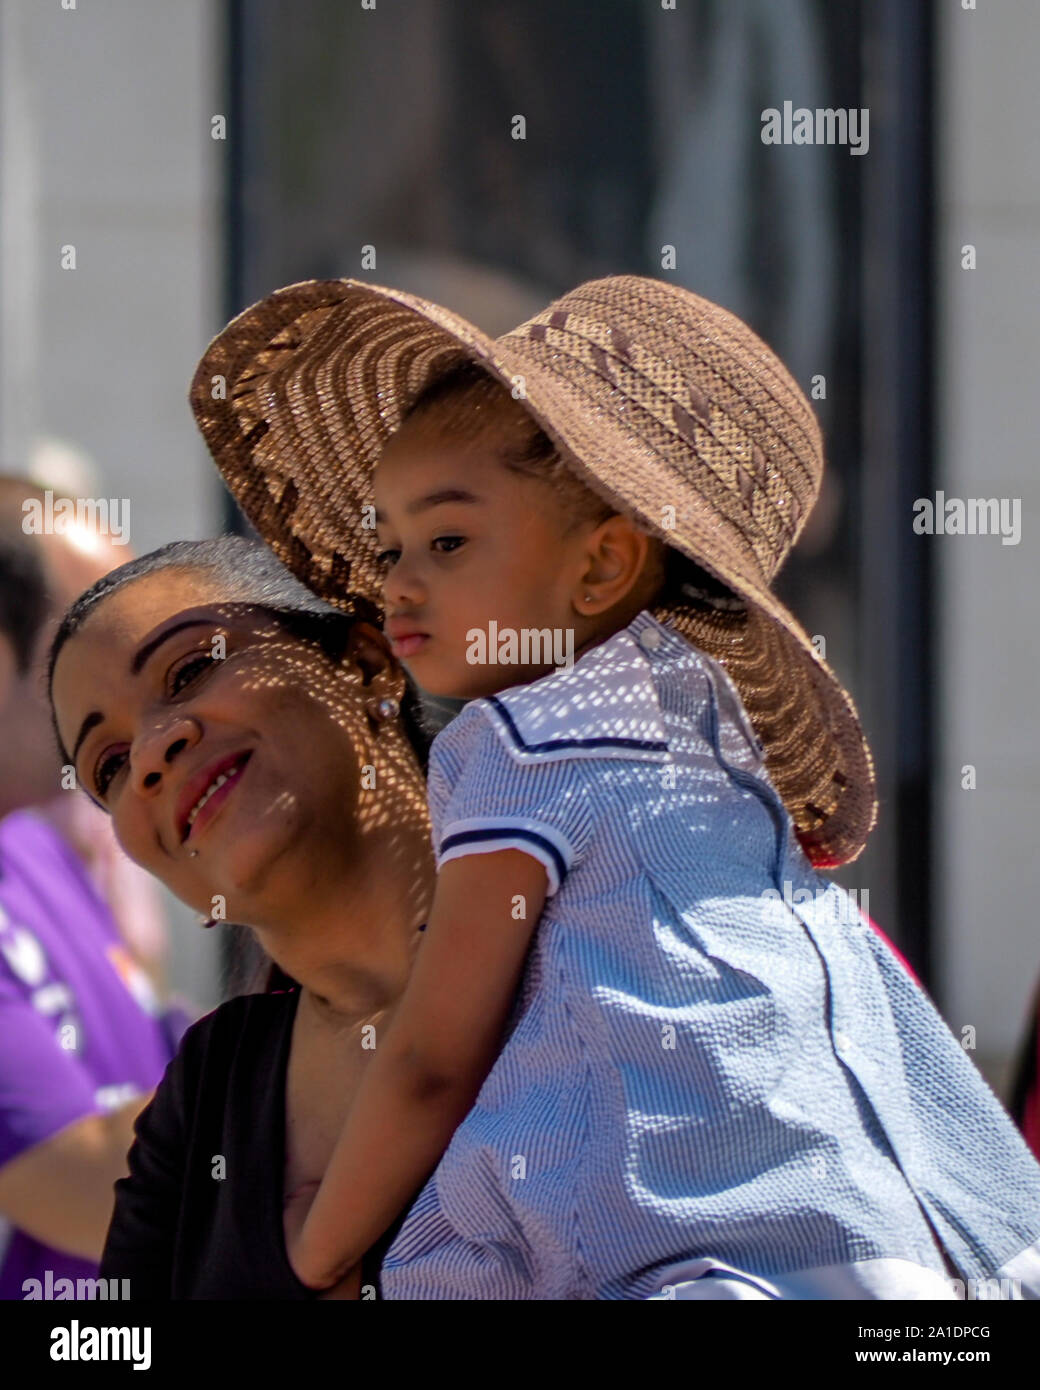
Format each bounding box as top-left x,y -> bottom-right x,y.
390,633 -> 429,657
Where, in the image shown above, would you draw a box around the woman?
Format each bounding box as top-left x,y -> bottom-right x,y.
48,534 -> 440,1299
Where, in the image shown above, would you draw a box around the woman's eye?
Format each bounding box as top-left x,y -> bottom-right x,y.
94,749 -> 128,797
168,651 -> 217,695
89,648 -> 223,799
375,548 -> 399,568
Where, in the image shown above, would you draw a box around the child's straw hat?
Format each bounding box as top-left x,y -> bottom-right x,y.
190,275 -> 877,867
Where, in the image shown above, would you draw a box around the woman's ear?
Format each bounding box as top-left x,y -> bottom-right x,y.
346,620 -> 400,690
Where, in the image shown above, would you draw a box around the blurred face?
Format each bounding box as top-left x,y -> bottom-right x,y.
374,399 -> 593,698
50,569 -> 411,930
0,523 -> 136,815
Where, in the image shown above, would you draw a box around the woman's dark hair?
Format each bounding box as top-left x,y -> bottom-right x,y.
46,533 -> 434,996
46,533 -> 433,771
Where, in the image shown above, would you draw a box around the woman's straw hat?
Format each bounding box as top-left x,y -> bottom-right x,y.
189,275 -> 877,867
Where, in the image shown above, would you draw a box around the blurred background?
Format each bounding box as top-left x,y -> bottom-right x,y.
0,0 -> 1036,1101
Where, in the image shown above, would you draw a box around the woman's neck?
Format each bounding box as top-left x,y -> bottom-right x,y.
252,804 -> 434,1026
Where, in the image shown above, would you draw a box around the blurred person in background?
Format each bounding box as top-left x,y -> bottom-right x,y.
0,476 -> 194,1299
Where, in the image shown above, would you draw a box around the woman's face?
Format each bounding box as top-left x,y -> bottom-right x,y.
51,568 -> 410,930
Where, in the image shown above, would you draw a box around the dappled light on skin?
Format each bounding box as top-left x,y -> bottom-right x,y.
49,580 -> 433,964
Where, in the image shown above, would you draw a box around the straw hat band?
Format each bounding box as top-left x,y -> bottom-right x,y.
492,324 -> 810,584
505,301 -> 823,487
513,277 -> 824,467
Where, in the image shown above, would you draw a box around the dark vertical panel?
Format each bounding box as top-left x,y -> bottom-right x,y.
859,0 -> 936,986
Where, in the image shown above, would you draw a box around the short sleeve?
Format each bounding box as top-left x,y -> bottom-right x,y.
427,703 -> 596,898
0,976 -> 102,1170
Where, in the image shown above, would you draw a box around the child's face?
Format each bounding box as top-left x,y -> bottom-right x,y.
372,400 -> 592,698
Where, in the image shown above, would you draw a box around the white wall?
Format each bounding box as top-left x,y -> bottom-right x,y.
936,0 -> 1040,1095
0,0 -> 225,1006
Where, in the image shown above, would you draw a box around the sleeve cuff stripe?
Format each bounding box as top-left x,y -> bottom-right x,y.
438,827 -> 567,896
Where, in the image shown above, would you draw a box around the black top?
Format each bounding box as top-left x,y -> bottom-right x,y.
99,989 -> 410,1300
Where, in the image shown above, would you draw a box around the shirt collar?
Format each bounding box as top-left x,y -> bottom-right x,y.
482,610 -> 691,761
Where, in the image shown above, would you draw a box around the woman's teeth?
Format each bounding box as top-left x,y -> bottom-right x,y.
187,765 -> 239,829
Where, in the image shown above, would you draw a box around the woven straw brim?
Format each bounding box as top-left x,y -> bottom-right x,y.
190,279 -> 877,867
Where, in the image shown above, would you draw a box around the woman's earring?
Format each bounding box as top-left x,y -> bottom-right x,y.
189,849 -> 199,858
368,695 -> 399,723
583,594 -> 594,603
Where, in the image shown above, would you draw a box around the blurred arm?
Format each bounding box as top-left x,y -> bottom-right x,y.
0,1094 -> 151,1260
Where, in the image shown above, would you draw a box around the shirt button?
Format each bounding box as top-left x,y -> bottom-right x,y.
638,627 -> 662,653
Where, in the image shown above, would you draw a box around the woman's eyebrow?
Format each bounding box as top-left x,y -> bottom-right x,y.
373,488 -> 483,524
129,617 -> 217,676
69,617 -> 219,763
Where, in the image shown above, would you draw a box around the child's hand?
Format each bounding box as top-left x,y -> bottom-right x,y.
284,1182 -> 362,1298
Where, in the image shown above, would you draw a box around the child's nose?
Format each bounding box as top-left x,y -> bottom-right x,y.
381,553 -> 426,608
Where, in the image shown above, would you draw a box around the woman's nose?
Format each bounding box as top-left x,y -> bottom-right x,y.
130,716 -> 200,796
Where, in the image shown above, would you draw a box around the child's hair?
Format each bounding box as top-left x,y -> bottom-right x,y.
402,360 -> 744,616
403,358 -> 616,538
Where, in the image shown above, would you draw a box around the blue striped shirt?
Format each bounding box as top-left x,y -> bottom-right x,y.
381,609 -> 1040,1299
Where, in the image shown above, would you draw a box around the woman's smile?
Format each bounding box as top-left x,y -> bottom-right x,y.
181,748 -> 254,845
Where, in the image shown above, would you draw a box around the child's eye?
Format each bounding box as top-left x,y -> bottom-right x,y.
375,537 -> 464,566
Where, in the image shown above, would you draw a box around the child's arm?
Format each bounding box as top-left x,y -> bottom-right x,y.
289,847 -> 548,1290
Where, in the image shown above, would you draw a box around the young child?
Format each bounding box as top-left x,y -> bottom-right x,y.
193,274 -> 1040,1300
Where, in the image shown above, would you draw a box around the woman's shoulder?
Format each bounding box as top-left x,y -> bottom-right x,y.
174,987 -> 299,1078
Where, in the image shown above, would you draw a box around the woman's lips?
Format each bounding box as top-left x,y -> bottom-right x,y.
390,633 -> 429,658
185,752 -> 252,844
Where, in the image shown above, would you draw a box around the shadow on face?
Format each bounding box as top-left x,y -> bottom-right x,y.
49,567 -> 431,934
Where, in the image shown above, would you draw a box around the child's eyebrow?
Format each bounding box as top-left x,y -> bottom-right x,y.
374,488 -> 484,523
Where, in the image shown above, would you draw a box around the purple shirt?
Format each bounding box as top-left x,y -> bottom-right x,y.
0,809 -> 179,1299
